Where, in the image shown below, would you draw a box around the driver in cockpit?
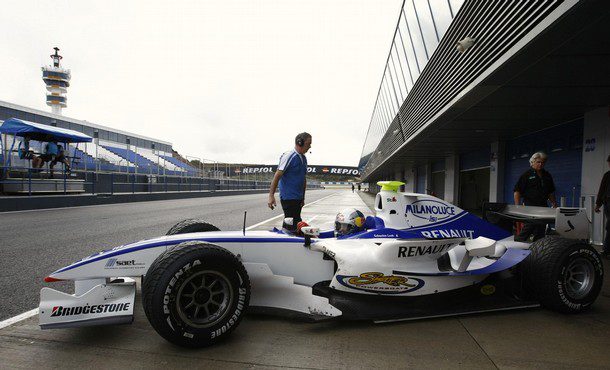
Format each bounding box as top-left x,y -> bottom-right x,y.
334,208 -> 366,236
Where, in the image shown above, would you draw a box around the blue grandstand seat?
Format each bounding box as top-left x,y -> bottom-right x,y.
101,145 -> 162,174
159,155 -> 199,176
68,146 -> 97,170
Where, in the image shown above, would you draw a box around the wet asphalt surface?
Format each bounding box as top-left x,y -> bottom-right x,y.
0,189 -> 334,321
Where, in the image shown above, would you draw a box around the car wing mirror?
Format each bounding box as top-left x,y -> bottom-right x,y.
301,227 -> 320,238
300,227 -> 320,248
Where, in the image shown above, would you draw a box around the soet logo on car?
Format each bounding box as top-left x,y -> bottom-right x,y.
405,200 -> 456,222
336,272 -> 424,294
105,258 -> 145,269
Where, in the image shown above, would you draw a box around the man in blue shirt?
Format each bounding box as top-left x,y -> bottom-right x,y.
268,132 -> 312,231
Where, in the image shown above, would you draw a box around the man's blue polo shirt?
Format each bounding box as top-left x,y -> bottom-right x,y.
45,142 -> 59,156
278,149 -> 307,200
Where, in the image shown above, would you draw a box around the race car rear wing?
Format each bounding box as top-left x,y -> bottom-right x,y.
483,203 -> 590,240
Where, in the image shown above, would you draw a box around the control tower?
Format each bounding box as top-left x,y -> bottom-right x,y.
42,47 -> 71,115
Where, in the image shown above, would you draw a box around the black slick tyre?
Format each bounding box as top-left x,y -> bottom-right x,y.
521,236 -> 604,313
143,220 -> 219,305
143,242 -> 250,347
166,219 -> 220,235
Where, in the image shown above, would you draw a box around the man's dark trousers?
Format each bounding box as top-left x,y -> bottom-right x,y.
517,221 -> 546,242
516,200 -> 547,242
604,202 -> 610,254
281,199 -> 303,231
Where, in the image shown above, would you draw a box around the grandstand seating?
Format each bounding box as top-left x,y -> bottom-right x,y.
86,143 -> 126,163
102,145 -> 162,174
159,155 -> 199,176
2,138 -> 195,177
69,146 -> 97,170
138,148 -> 183,173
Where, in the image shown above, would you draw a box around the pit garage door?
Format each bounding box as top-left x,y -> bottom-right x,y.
459,147 -> 491,214
504,120 -> 583,207
431,160 -> 445,199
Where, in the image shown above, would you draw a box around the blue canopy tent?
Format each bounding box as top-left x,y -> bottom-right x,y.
0,117 -> 92,169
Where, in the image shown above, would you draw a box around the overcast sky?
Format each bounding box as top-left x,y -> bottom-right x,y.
1,0 -> 401,166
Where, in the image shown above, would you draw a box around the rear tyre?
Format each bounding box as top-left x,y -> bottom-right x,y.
143,242 -> 250,347
166,219 -> 220,235
521,236 -> 603,313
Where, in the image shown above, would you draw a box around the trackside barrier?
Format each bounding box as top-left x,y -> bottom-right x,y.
0,165 -> 94,196
0,165 -> 321,196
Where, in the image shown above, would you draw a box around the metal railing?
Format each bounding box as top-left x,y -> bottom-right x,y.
0,165 -> 282,196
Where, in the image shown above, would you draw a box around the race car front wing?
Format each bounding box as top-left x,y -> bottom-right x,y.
40,278 -> 135,329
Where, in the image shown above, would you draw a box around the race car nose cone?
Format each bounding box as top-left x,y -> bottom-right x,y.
44,276 -> 64,282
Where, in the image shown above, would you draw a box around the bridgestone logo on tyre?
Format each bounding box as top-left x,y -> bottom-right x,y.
211,287 -> 247,339
144,242 -> 251,347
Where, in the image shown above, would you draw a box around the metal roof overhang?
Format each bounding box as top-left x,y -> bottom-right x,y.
364,0 -> 610,180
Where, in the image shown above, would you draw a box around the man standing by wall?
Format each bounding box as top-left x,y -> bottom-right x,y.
514,152 -> 557,241
268,132 -> 312,231
594,155 -> 610,258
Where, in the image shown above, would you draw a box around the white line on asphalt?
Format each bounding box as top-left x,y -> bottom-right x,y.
0,191 -> 338,330
306,215 -> 319,223
245,192 -> 337,230
0,308 -> 38,330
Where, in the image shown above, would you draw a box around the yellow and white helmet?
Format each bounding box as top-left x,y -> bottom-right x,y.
334,208 -> 365,236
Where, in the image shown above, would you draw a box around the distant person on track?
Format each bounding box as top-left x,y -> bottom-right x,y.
594,155 -> 610,258
268,132 -> 312,232
351,183 -> 355,193
513,151 -> 557,241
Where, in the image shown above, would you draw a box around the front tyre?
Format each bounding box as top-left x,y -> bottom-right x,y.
143,242 -> 250,347
522,237 -> 604,313
166,219 -> 220,235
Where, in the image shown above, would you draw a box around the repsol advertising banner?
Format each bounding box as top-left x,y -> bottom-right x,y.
233,165 -> 360,177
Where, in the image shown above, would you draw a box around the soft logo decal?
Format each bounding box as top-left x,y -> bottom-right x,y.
336,272 -> 424,294
105,258 -> 145,269
405,200 -> 456,222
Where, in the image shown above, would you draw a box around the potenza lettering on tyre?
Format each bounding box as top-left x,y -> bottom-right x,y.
163,260 -> 202,317
144,242 -> 251,347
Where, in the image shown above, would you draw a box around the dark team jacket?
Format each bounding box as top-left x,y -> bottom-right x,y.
513,168 -> 555,206
596,171 -> 610,207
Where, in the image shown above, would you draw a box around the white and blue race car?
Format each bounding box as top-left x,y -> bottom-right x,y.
39,181 -> 604,347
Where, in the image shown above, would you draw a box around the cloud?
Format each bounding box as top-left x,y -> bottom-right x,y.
0,0 -> 401,166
